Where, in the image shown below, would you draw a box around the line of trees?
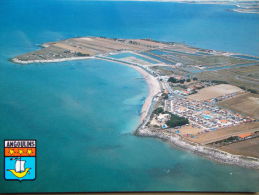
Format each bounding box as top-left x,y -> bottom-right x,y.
76,52 -> 89,57
239,86 -> 258,94
167,77 -> 197,84
210,80 -> 229,84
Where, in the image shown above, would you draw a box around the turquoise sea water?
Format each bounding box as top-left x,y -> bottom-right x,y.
0,0 -> 259,192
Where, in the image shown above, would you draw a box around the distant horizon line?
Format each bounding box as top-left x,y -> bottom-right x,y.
88,0 -> 259,2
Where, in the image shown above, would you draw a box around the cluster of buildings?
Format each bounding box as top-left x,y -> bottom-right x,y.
164,94 -> 252,131
149,113 -> 170,129
104,52 -> 254,135
171,81 -> 215,96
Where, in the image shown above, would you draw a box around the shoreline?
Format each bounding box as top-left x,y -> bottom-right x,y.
12,53 -> 161,124
135,127 -> 259,169
111,0 -> 259,14
126,64 -> 161,123
97,54 -> 162,123
120,58 -> 259,170
91,56 -> 259,170
11,56 -> 95,64
11,51 -> 259,170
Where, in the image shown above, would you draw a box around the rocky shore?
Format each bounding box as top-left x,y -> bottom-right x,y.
135,127 -> 259,169
11,56 -> 95,64
11,36 -> 259,170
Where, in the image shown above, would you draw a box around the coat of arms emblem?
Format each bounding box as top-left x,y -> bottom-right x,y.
4,140 -> 36,181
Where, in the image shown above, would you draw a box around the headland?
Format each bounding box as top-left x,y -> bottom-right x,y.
12,36 -> 259,169
118,0 -> 259,14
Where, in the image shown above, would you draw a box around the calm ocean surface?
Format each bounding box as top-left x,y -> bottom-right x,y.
0,0 -> 258,192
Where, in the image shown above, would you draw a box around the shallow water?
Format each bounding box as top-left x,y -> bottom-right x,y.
0,0 -> 259,192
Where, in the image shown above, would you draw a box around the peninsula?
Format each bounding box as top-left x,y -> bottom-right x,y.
12,37 -> 259,169
115,0 -> 259,14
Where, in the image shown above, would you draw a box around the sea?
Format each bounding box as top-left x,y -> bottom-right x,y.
0,0 -> 259,192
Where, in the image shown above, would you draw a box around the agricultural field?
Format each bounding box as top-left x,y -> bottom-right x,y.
196,65 -> 259,92
187,122 -> 259,145
188,84 -> 243,101
219,137 -> 259,158
219,93 -> 259,120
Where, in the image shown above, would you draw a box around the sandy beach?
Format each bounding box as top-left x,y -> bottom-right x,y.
11,41 -> 259,170
127,65 -> 161,122
13,53 -> 161,125
96,56 -> 162,123
125,59 -> 258,169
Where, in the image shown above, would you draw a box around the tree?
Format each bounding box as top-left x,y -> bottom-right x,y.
186,78 -> 191,82
76,52 -> 89,57
179,79 -> 185,84
193,77 -> 198,81
211,80 -> 228,84
168,77 -> 177,83
153,107 -> 164,115
239,86 -> 246,90
247,89 -> 258,94
166,114 -> 189,128
163,93 -> 169,99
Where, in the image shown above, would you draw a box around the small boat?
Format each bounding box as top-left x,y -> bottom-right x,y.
7,158 -> 31,178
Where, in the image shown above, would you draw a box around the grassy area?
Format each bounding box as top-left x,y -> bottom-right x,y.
185,55 -> 255,66
196,65 -> 259,92
160,51 -> 256,67
150,66 -> 187,76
